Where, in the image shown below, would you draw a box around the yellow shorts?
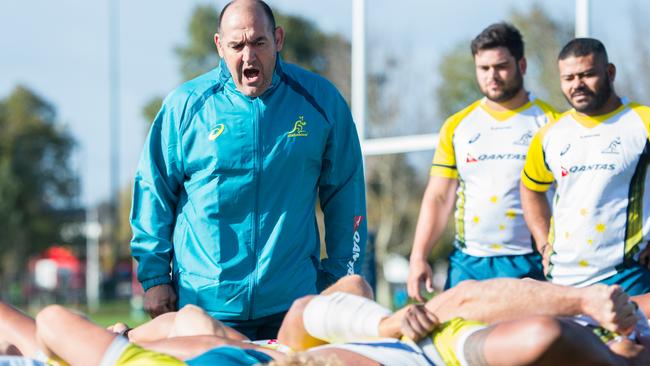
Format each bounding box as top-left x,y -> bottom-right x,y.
115,344 -> 185,366
431,317 -> 486,366
100,336 -> 185,366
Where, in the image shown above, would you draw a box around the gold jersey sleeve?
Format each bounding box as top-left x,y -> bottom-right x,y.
430,100 -> 481,179
521,119 -> 559,192
630,102 -> 650,138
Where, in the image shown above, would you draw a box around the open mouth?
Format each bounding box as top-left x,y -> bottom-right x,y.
243,68 -> 260,80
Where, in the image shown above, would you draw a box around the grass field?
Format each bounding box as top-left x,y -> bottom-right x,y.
85,300 -> 149,328
23,300 -> 148,328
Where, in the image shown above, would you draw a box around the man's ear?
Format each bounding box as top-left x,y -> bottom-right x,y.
518,57 -> 527,75
607,63 -> 616,83
214,33 -> 224,58
274,26 -> 285,52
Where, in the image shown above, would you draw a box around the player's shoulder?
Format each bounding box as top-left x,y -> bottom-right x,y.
280,60 -> 340,96
628,101 -> 650,121
443,99 -> 483,128
534,109 -> 573,142
164,69 -> 222,108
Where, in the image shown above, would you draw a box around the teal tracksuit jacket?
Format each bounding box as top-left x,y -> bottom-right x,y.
130,57 -> 367,320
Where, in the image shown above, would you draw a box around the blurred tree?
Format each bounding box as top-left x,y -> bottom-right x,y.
435,43 -> 483,123
436,3 -> 571,126
619,5 -> 650,106
175,4 -> 222,81
0,86 -> 78,294
510,4 -> 572,109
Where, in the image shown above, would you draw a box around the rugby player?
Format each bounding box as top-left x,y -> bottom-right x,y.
2,275 -> 649,365
521,38 -> 650,295
409,22 -> 558,298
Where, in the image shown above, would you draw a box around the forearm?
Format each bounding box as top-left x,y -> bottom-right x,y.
426,278 -> 588,324
410,177 -> 457,261
520,182 -> 551,251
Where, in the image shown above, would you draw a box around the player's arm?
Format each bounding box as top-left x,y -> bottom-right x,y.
520,182 -> 551,254
520,131 -> 554,268
426,278 -> 637,335
131,98 -> 184,317
318,92 -> 367,291
407,115 -> 459,302
407,176 -> 458,302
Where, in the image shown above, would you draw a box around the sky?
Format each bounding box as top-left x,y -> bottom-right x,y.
1,0 -> 648,206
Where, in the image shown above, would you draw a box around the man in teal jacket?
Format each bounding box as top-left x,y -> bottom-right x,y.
130,0 -> 367,340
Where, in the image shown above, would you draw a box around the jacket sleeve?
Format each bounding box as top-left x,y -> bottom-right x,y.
318,92 -> 367,288
130,99 -> 184,291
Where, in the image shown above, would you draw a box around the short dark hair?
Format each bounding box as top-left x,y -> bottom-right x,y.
558,38 -> 609,64
218,0 -> 277,34
471,22 -> 524,60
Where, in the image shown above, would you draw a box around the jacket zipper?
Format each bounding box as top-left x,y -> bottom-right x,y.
248,98 -> 262,319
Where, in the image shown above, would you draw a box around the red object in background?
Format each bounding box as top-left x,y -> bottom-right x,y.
43,246 -> 81,272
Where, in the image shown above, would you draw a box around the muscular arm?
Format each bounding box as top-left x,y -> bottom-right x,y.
425,278 -> 637,334
520,182 -> 551,253
407,176 -> 458,301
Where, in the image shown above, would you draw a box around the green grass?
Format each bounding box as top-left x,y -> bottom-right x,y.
85,300 -> 149,328
23,300 -> 149,328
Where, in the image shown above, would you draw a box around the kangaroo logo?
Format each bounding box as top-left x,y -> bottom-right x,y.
601,137 -> 621,154
514,130 -> 533,146
288,116 -> 309,137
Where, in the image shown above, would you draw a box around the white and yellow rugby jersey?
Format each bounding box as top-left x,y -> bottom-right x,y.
431,95 -> 557,257
522,101 -> 650,287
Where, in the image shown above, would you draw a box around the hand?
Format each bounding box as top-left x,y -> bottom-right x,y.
407,258 -> 434,303
144,284 -> 178,318
581,284 -> 637,335
638,242 -> 650,269
400,304 -> 439,342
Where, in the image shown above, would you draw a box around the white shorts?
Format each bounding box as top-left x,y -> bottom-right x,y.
311,338 -> 444,366
0,357 -> 47,366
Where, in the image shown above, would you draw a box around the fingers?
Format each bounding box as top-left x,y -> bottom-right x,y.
407,263 -> 433,303
425,276 -> 434,294
407,275 -> 427,303
407,277 -> 423,303
400,305 -> 439,341
611,288 -> 637,334
144,285 -> 178,318
589,285 -> 637,334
